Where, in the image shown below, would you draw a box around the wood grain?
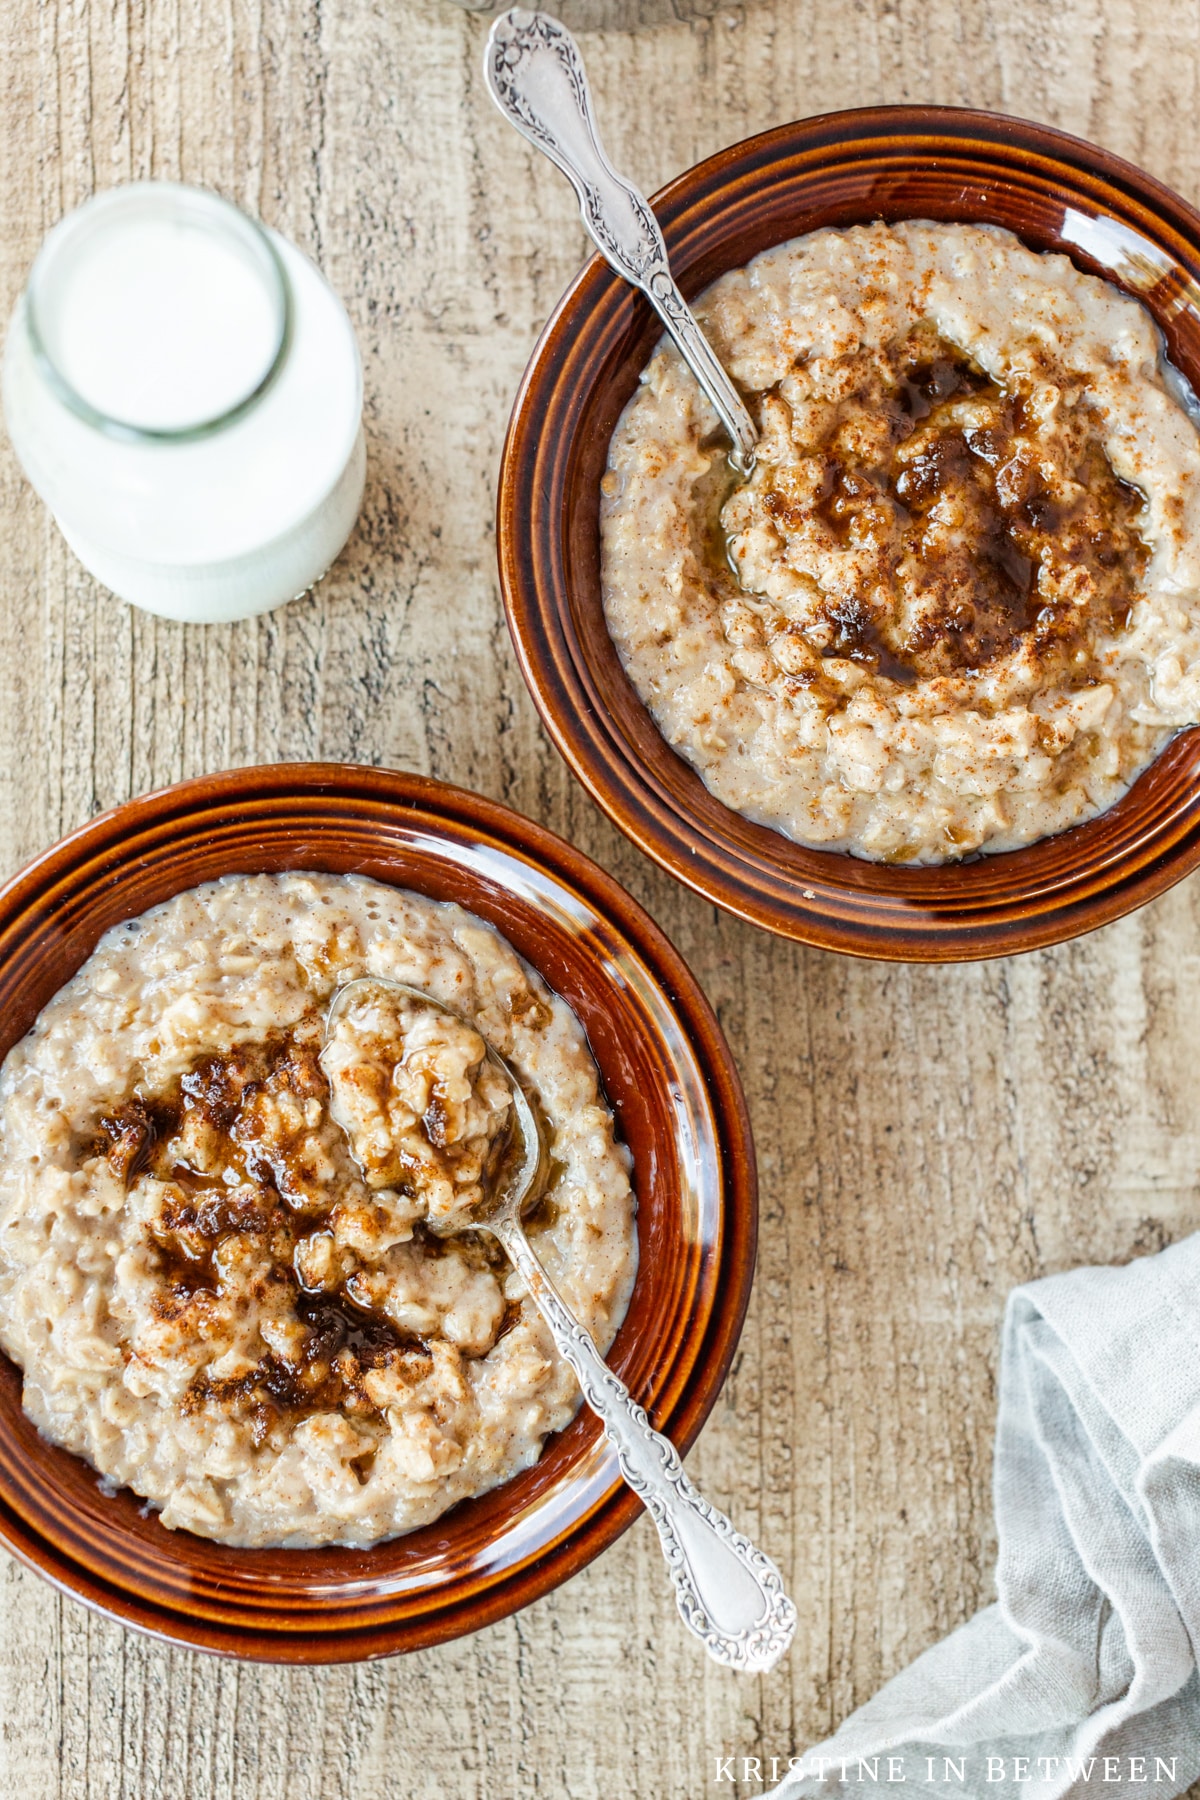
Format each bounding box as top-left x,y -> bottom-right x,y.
3,1 -> 1200,1794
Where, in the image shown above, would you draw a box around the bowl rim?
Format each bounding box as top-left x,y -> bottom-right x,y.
497,103 -> 1200,962
0,761 -> 757,1661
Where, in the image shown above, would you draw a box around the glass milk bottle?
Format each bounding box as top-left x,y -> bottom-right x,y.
3,182 -> 365,624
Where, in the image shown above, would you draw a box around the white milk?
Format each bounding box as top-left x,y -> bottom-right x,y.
3,183 -> 365,624
40,216 -> 283,433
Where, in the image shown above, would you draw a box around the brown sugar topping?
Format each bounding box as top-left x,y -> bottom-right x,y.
95,1095 -> 174,1186
744,326 -> 1149,687
94,1027 -> 450,1434
182,1292 -> 432,1450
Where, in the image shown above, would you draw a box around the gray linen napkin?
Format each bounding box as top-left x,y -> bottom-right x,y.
766,1235 -> 1200,1800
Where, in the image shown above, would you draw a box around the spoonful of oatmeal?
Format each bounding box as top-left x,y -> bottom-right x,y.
483,9 -> 759,477
322,975 -> 796,1673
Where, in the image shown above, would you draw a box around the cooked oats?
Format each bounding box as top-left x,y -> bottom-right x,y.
602,221 -> 1200,862
0,873 -> 636,1547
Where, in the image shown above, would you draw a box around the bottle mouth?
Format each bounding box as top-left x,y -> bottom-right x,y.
25,183 -> 293,443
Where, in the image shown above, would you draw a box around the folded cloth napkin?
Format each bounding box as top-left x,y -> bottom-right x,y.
766,1235 -> 1200,1800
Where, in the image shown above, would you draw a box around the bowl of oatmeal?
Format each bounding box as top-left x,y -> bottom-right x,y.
0,763 -> 754,1659
498,106 -> 1200,959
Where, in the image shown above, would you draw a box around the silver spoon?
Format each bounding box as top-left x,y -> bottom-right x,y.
484,8 -> 759,476
324,976 -> 796,1673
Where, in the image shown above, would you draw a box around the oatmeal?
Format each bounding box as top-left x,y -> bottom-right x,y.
601,220 -> 1200,862
0,873 -> 636,1547
322,983 -> 515,1232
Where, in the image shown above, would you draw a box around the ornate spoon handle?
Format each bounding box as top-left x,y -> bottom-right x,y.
493,1214 -> 797,1672
484,8 -> 759,474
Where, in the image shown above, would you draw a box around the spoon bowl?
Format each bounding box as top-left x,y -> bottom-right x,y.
323,973 -> 546,1228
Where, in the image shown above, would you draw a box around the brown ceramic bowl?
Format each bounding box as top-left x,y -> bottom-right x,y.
498,106 -> 1200,961
0,763 -> 755,1661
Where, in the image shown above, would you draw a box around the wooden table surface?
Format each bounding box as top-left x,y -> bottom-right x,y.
3,2 -> 1200,1795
